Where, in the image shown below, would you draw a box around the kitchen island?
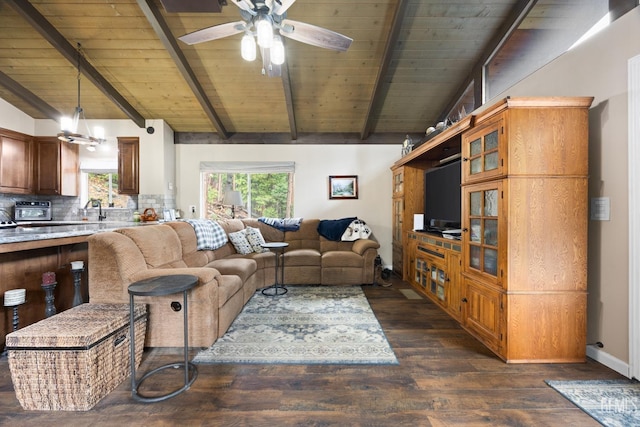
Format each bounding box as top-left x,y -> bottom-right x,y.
0,221 -> 155,351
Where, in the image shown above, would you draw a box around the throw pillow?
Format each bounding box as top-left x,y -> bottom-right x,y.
245,226 -> 267,253
184,219 -> 228,250
228,230 -> 253,255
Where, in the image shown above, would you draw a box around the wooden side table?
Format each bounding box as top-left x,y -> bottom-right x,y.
261,242 -> 289,296
128,274 -> 198,402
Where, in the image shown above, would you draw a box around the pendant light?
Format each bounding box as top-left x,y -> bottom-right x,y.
57,43 -> 106,147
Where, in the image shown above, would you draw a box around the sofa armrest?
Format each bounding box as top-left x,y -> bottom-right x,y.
351,239 -> 380,255
129,267 -> 221,285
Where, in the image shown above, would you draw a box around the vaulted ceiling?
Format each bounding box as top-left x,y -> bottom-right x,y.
0,0 -> 613,143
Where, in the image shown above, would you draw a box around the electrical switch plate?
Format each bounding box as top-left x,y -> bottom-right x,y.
590,197 -> 610,221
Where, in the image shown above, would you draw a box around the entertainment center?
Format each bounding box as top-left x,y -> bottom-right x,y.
391,96 -> 593,363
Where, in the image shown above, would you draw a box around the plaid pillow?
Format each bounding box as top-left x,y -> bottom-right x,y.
184,219 -> 228,250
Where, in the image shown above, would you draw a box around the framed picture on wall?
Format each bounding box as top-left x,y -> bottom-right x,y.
329,175 -> 358,199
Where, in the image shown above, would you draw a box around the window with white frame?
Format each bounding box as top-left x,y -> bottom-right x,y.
200,161 -> 295,219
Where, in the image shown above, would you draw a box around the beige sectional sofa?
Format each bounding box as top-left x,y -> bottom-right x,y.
87,218 -> 380,348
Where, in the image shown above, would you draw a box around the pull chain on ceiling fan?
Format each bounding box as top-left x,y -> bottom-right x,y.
178,0 -> 353,77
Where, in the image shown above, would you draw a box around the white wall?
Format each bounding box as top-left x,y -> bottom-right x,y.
0,97 -> 35,135
488,7 -> 640,369
175,144 -> 398,267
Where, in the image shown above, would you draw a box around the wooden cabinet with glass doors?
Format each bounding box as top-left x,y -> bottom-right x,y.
460,97 -> 593,363
394,96 -> 593,364
391,165 -> 423,278
406,232 -> 461,318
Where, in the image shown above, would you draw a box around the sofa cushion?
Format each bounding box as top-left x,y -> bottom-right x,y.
217,274 -> 243,309
115,225 -> 183,268
283,249 -> 321,266
241,218 -> 284,242
322,251 -> 364,268
285,219 -> 320,251
207,258 -> 258,283
228,230 -> 253,255
226,251 -> 275,270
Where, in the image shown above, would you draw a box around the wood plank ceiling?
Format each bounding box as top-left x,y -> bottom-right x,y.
0,0 -> 613,143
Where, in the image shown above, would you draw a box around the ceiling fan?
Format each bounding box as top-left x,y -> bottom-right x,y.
178,0 -> 353,76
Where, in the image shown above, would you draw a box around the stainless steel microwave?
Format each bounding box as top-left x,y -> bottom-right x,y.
15,201 -> 52,221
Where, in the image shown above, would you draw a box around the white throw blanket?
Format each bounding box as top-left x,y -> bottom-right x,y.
341,219 -> 372,241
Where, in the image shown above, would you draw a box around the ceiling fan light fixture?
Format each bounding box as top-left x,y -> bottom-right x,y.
271,35 -> 285,65
256,15 -> 273,48
241,33 -> 257,61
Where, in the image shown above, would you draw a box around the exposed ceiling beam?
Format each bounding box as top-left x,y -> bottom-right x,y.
439,0 -> 539,120
175,132 -> 417,145
280,46 -> 297,140
136,0 -> 230,139
5,0 -> 147,129
359,0 -> 410,140
0,70 -> 62,120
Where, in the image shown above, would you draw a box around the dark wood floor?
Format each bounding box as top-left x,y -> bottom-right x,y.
0,278 -> 624,426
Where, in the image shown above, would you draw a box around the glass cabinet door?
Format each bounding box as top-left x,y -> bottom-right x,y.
463,181 -> 502,283
462,115 -> 504,183
414,255 -> 447,303
392,168 -> 404,195
392,197 -> 403,242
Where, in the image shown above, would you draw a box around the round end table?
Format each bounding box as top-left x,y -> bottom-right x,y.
261,242 -> 289,296
128,274 -> 199,403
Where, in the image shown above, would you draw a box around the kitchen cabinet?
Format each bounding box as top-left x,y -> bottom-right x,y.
117,137 -> 139,195
0,129 -> 33,194
34,137 -> 79,196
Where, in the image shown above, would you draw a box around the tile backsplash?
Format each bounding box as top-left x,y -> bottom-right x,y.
0,192 -> 177,222
0,193 -> 138,222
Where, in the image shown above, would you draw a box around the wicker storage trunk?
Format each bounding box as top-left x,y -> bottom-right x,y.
5,303 -> 147,411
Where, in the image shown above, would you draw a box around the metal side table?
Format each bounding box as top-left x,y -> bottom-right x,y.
261,242 -> 289,296
128,274 -> 198,402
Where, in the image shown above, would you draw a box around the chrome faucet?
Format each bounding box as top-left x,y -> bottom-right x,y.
84,199 -> 106,221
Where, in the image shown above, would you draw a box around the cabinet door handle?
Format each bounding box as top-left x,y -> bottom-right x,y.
462,228 -> 468,233
462,298 -> 468,303
462,157 -> 469,162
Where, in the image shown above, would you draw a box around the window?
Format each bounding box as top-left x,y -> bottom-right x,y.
484,1 -> 609,101
200,162 -> 295,219
80,171 -> 133,209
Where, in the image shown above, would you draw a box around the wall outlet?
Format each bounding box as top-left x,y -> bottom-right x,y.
189,205 -> 196,214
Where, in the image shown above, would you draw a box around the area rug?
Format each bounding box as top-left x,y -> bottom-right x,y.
545,379 -> 640,426
193,285 -> 398,365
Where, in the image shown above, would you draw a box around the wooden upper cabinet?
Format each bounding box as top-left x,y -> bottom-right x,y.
0,129 -> 33,194
35,137 -> 79,196
118,137 -> 139,195
462,113 -> 506,184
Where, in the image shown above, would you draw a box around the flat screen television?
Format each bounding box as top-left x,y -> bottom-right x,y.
423,159 -> 461,232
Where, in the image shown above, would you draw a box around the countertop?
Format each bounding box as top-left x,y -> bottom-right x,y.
0,221 -> 159,246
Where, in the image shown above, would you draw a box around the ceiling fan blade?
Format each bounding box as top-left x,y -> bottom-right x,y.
179,21 -> 246,45
272,0 -> 296,15
280,19 -> 352,52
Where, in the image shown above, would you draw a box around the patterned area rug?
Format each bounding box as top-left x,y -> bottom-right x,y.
193,285 -> 398,365
546,379 -> 640,426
